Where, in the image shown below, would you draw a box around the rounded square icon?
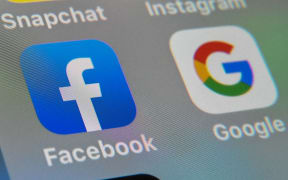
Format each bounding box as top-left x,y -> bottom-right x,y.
21,40 -> 136,134
8,0 -> 54,3
170,26 -> 278,114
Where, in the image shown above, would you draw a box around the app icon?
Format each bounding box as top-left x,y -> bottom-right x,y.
0,148 -> 10,180
21,40 -> 136,134
170,26 -> 278,114
8,0 -> 54,3
108,174 -> 159,180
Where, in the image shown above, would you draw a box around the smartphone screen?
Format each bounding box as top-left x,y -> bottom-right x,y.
0,0 -> 287,179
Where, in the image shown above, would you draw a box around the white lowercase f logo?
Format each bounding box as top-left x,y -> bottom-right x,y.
59,58 -> 103,132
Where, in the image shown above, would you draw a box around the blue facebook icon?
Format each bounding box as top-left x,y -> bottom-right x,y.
21,40 -> 136,135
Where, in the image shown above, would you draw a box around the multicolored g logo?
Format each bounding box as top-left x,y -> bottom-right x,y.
194,41 -> 253,96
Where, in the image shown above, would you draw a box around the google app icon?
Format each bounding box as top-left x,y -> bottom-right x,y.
170,26 -> 278,114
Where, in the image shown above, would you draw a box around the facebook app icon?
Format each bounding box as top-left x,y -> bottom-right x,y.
21,40 -> 136,135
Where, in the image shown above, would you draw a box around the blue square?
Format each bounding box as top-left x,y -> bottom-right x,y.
21,40 -> 136,135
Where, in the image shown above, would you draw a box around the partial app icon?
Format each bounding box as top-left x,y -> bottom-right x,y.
21,40 -> 136,134
170,26 -> 278,114
8,0 -> 55,3
0,148 -> 10,180
107,174 -> 159,180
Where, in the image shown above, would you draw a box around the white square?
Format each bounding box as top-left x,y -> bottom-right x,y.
170,26 -> 278,114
